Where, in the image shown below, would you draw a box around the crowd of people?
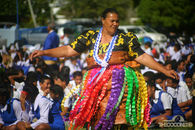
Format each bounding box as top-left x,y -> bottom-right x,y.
0,9 -> 195,130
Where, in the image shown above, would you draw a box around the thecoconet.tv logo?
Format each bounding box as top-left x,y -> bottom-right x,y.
158,115 -> 193,127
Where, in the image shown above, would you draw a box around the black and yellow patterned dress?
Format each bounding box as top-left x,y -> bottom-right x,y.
64,29 -> 150,129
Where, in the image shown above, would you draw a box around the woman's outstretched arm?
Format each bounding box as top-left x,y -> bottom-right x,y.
29,45 -> 79,60
135,53 -> 178,79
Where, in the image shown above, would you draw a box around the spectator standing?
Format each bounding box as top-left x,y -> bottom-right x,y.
62,28 -> 72,46
42,23 -> 59,70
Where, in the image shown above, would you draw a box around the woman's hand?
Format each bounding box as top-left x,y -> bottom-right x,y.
135,53 -> 179,79
163,69 -> 179,80
29,50 -> 44,61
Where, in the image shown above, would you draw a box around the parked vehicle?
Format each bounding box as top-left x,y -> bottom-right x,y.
118,25 -> 167,44
19,26 -> 48,45
19,20 -> 101,45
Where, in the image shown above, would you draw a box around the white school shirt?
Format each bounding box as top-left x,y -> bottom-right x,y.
69,80 -> 81,95
179,81 -> 192,100
166,85 -> 191,104
155,84 -> 163,90
152,90 -> 173,110
144,48 -> 153,56
0,114 -> 4,124
21,101 -> 32,122
141,67 -> 157,75
14,81 -> 25,91
63,82 -> 80,108
167,46 -> 175,57
63,36 -> 70,45
63,86 -> 72,108
37,81 -> 41,91
64,60 -> 82,76
0,99 -> 22,125
181,46 -> 192,55
171,51 -> 181,62
177,71 -> 186,82
39,89 -> 50,99
30,93 -> 53,129
13,81 -> 25,99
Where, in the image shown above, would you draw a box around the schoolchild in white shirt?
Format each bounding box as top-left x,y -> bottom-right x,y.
147,80 -> 184,125
49,85 -> 65,129
53,72 -> 70,119
176,59 -> 186,81
17,83 -> 52,129
166,77 -> 192,121
39,74 -> 52,98
0,83 -> 22,130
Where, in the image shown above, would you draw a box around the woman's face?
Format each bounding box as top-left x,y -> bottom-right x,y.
102,12 -> 119,35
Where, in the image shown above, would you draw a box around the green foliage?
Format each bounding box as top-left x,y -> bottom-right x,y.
137,0 -> 195,32
31,0 -> 51,26
0,0 -> 51,28
58,0 -> 132,22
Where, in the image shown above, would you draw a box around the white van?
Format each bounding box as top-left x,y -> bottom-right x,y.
118,25 -> 167,44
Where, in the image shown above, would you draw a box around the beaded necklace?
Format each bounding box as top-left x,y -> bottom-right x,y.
93,27 -> 118,68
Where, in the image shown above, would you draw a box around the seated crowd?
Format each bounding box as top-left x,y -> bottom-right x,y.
0,38 -> 194,129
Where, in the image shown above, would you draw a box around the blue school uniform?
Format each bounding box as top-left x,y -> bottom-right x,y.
49,100 -> 65,130
32,105 -> 40,121
150,91 -> 184,120
0,98 -> 18,126
30,94 -> 52,129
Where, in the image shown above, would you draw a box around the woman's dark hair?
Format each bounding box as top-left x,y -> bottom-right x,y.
50,85 -> 64,100
0,83 -> 12,113
23,84 -> 39,103
101,8 -> 118,19
0,83 -> 11,103
146,80 -> 160,90
25,71 -> 38,85
60,66 -> 70,77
